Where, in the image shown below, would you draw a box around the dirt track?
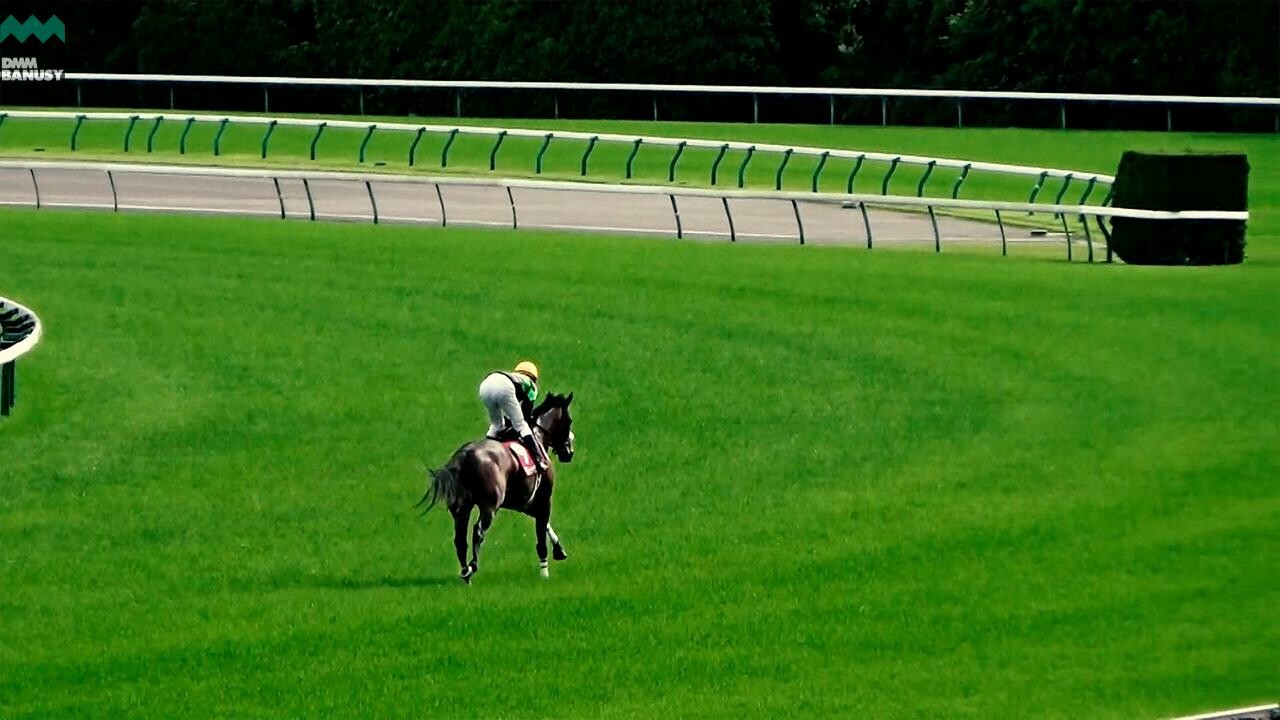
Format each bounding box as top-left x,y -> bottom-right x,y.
0,164 -> 1068,249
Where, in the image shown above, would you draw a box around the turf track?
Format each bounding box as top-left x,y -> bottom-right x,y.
0,122 -> 1276,719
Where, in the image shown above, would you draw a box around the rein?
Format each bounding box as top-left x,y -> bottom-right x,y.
524,415 -> 555,510
524,470 -> 543,511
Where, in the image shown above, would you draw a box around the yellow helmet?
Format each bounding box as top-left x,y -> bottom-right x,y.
514,360 -> 540,382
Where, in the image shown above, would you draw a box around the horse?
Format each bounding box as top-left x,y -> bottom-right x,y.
418,392 -> 575,583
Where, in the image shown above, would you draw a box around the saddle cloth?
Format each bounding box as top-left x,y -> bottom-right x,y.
502,441 -> 538,478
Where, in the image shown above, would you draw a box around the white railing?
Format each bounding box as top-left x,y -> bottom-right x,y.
57,73 -> 1280,104
0,110 -> 1115,202
47,73 -> 1280,103
0,295 -> 42,417
0,160 -> 1246,263
0,296 -> 41,365
51,73 -> 1280,129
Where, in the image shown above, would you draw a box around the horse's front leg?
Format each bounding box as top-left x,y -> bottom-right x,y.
547,521 -> 568,561
535,513 -> 550,578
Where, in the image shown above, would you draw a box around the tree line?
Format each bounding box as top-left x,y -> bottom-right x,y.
5,0 -> 1278,129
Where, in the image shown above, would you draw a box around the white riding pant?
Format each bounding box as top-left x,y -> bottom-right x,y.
479,373 -> 532,439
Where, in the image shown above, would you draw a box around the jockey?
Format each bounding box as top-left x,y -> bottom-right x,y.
478,361 -> 549,472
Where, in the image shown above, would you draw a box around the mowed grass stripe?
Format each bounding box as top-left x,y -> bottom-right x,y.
1,115 -> 1034,200
0,206 -> 1276,719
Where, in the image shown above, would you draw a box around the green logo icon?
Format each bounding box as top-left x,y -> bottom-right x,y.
0,15 -> 66,43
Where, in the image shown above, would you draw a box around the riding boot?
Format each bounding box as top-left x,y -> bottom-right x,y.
521,433 -> 549,472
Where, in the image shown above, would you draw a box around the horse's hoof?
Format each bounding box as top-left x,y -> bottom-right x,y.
461,564 -> 476,583
552,545 -> 568,561
539,562 -> 550,579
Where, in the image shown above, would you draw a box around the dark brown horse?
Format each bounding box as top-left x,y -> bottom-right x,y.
419,392 -> 575,583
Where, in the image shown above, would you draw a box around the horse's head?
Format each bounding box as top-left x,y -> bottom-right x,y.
533,392 -> 575,463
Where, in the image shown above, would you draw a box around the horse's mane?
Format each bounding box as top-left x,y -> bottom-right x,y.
532,392 -> 566,418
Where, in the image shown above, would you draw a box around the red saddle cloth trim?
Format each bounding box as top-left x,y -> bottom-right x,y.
502,441 -> 538,478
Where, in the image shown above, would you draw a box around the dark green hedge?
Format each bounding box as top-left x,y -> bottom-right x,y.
1109,152 -> 1249,265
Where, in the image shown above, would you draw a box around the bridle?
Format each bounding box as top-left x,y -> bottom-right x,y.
529,409 -> 570,453
523,405 -> 573,510
534,416 -> 569,454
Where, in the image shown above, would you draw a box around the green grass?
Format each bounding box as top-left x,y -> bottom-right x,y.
5,110 -> 1038,199
1,121 -> 1277,719
5,108 -> 1274,210
3,214 -> 1278,719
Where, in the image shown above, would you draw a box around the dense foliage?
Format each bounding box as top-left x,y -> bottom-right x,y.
4,0 -> 1278,126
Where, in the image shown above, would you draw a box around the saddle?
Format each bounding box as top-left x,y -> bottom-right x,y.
488,427 -> 542,479
489,427 -> 521,442
502,441 -> 539,478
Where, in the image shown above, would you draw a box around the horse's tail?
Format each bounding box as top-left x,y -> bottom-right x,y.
417,443 -> 472,515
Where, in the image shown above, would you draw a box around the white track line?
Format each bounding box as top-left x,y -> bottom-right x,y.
1166,703 -> 1279,720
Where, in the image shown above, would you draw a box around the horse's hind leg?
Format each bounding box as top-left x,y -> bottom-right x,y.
468,506 -> 496,577
451,504 -> 474,583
